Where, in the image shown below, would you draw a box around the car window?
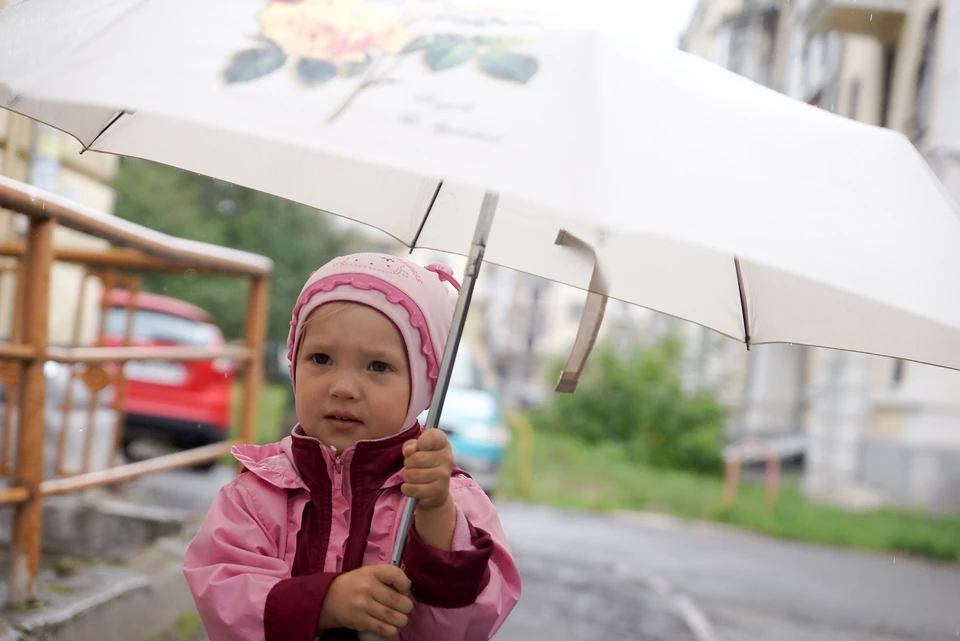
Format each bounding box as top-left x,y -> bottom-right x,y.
106,307 -> 218,346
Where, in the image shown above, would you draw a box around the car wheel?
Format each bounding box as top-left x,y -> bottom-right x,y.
122,435 -> 171,463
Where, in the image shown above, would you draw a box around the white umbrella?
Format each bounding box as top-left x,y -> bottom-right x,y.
3,0 -> 960,596
3,0 -> 959,379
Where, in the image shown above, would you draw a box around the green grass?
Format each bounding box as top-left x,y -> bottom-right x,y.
498,428 -> 960,563
219,382 -> 290,465
48,584 -> 74,595
176,612 -> 204,639
230,381 -> 290,444
139,612 -> 206,641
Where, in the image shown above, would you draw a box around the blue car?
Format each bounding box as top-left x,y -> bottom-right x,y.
419,345 -> 509,494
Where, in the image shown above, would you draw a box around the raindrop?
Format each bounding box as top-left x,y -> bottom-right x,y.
870,13 -> 874,21
217,199 -> 237,216
184,269 -> 198,281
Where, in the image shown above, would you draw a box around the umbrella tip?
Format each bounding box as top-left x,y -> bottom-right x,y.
555,370 -> 580,394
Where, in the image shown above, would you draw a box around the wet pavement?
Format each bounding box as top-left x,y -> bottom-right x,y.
496,551 -> 696,641
497,503 -> 960,641
127,467 -> 960,641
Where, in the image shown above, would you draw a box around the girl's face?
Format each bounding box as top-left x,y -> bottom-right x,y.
295,302 -> 411,452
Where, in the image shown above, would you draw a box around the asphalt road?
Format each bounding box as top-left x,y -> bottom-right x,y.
496,502 -> 960,641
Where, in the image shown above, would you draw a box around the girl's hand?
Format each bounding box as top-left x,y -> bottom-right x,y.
319,565 -> 413,637
403,429 -> 458,551
401,429 -> 454,511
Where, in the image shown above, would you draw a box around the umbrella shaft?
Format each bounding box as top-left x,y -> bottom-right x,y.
389,191 -> 500,567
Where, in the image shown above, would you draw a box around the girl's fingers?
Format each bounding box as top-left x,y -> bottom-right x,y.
358,612 -> 400,639
401,481 -> 446,501
402,467 -> 444,484
403,450 -> 447,469
416,429 -> 449,451
370,582 -> 414,616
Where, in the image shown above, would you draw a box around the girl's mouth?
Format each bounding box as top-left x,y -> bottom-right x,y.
325,414 -> 362,430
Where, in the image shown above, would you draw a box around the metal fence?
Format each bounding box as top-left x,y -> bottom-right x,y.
0,175 -> 272,603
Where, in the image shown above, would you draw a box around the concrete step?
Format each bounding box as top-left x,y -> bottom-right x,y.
0,536 -> 198,641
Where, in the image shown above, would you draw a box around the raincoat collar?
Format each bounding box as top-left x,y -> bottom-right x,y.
231,423 -> 422,494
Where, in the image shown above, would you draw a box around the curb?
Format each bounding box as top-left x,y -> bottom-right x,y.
1,536 -> 197,641
609,509 -> 738,537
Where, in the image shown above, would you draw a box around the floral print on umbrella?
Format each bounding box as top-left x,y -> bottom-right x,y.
222,0 -> 540,120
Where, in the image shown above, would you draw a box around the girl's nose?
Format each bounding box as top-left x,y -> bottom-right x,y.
329,372 -> 361,400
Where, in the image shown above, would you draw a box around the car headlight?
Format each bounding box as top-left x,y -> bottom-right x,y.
460,423 -> 511,448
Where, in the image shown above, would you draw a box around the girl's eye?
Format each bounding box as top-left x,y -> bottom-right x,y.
369,361 -> 390,373
311,353 -> 331,365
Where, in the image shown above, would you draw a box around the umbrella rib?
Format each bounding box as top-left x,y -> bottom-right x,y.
80,111 -> 128,155
408,180 -> 443,252
735,257 -> 751,350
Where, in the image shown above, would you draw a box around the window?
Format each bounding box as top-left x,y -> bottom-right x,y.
880,45 -> 897,127
848,79 -> 861,120
891,359 -> 905,388
105,308 -> 218,346
914,8 -> 940,138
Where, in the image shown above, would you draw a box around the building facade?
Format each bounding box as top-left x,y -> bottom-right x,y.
0,114 -> 118,348
683,0 -> 960,511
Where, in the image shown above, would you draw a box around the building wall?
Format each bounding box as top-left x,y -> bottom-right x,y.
787,22 -> 886,503
886,0 -> 944,139
1,0 -> 121,346
834,36 -> 885,125
683,0 -> 960,511
798,0 -> 960,510
0,112 -> 118,349
684,1 -> 813,442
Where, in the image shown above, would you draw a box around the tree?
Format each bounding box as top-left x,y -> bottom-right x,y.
531,335 -> 728,475
111,158 -> 358,342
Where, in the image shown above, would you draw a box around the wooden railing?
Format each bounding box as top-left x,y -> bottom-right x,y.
0,175 -> 273,603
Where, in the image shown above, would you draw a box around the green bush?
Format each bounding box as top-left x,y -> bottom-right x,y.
531,335 -> 727,474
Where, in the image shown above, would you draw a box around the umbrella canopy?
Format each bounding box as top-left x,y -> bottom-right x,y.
3,0 -> 960,382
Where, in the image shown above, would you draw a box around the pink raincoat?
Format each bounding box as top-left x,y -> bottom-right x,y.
183,423 -> 522,641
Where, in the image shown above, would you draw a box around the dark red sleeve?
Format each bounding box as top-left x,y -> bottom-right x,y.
264,572 -> 339,641
402,517 -> 494,608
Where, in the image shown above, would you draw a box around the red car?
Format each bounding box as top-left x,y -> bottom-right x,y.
103,289 -> 233,463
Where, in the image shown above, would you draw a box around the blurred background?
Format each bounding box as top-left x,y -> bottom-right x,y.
1,0 -> 960,640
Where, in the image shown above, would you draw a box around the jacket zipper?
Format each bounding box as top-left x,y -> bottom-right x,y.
330,446 -> 347,572
331,446 -> 344,495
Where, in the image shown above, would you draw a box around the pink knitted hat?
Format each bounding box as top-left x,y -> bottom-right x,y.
287,253 -> 460,429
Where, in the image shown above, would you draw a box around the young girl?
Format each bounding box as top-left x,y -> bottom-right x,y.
183,253 -> 521,641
